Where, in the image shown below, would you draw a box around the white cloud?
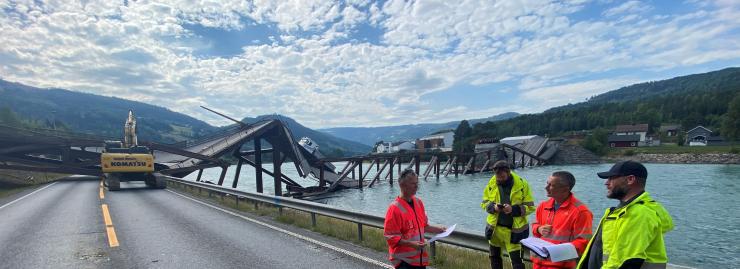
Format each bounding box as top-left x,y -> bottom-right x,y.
521,78 -> 642,108
603,1 -> 651,17
0,0 -> 739,128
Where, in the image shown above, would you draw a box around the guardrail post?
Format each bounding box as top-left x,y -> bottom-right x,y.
430,241 -> 436,259
254,201 -> 259,211
278,206 -> 283,216
311,213 -> 317,227
357,223 -> 363,241
235,196 -> 239,208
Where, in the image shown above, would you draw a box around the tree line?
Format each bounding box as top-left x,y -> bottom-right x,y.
453,68 -> 740,153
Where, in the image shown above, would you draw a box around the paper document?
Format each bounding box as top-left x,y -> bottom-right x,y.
427,224 -> 456,243
520,237 -> 578,262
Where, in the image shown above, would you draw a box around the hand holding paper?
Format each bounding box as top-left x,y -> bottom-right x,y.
427,224 -> 456,243
520,237 -> 578,262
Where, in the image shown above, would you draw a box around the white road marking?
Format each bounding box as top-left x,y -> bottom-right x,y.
0,182 -> 58,211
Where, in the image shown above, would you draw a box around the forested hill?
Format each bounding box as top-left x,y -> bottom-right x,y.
0,80 -> 216,143
463,67 -> 740,142
0,79 -> 371,156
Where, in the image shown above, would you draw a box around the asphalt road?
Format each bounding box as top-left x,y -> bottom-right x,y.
0,177 -> 391,269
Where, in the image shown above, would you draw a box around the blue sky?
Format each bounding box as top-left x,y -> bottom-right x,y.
1,0 -> 739,128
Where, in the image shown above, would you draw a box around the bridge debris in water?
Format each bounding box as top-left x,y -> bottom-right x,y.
0,110 -> 560,199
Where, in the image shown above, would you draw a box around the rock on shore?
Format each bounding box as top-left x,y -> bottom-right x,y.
606,153 -> 740,164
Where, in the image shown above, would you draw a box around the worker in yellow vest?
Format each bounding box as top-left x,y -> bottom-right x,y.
481,161 -> 535,269
577,161 -> 673,269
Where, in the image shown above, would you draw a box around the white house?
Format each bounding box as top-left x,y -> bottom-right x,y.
391,141 -> 415,152
416,131 -> 455,152
375,140 -> 415,153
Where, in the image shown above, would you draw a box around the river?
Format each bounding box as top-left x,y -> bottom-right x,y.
184,162 -> 740,268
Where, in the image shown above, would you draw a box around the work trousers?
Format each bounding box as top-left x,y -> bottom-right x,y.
489,245 -> 524,269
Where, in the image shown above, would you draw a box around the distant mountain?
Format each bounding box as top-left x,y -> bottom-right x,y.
0,80 -> 371,157
240,115 -> 372,156
0,79 -> 216,143
319,112 -> 520,146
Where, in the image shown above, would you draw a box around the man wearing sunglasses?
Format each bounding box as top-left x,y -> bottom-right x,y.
577,161 -> 674,269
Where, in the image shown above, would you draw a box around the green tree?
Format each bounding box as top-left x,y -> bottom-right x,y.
721,94 -> 740,141
453,120 -> 473,152
581,128 -> 609,155
0,107 -> 22,126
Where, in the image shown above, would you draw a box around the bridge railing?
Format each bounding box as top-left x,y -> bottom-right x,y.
163,176 -> 499,259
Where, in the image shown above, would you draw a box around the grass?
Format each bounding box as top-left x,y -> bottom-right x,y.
168,182 -> 532,269
607,144 -> 739,156
0,170 -> 69,199
0,183 -> 34,199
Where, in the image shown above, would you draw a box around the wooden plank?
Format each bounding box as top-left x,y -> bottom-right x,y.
368,159 -> 389,187
462,156 -> 474,175
361,159 -> 377,180
444,156 -> 457,176
327,161 -> 359,192
422,156 -> 437,181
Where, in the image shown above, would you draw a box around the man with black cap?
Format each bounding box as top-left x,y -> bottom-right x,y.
577,161 -> 674,269
481,160 -> 535,269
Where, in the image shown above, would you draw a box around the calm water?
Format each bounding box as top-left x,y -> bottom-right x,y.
185,163 -> 740,268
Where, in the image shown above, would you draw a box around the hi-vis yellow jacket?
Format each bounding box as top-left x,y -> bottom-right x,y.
480,171 -> 535,242
577,191 -> 673,269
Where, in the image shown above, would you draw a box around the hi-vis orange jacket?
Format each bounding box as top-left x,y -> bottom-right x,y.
531,194 -> 593,269
383,196 -> 429,267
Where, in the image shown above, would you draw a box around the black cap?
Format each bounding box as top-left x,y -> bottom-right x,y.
597,160 -> 647,179
492,160 -> 510,171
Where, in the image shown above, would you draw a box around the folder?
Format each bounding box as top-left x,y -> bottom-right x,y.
520,237 -> 579,262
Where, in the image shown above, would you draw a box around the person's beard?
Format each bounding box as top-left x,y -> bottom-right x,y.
608,185 -> 627,200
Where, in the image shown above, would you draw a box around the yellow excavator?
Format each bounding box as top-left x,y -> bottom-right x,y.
101,110 -> 163,190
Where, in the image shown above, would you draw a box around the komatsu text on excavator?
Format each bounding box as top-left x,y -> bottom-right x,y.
100,110 -> 164,190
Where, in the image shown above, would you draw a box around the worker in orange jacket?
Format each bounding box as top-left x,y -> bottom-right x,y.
531,171 -> 593,269
384,169 -> 446,269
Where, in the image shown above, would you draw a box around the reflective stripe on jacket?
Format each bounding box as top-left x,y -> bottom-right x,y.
383,196 -> 429,267
480,171 -> 535,243
577,192 -> 674,269
531,194 -> 593,269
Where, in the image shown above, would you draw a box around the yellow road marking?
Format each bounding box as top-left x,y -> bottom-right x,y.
99,187 -> 104,200
106,226 -> 119,247
102,204 -> 113,226
101,204 -> 119,247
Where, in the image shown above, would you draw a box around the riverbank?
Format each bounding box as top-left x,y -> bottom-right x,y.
552,144 -> 740,164
606,153 -> 740,164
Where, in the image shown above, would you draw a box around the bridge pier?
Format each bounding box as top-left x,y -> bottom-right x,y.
358,161 -> 363,190
232,157 -> 243,188
273,151 -> 282,196
217,165 -> 228,186
196,169 -> 203,182
255,138 -> 263,193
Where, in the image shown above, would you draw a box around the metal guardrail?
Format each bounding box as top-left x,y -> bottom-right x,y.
163,176 -> 495,258
162,178 -> 699,269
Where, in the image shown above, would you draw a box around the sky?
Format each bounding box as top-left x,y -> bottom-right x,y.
1,0 -> 739,128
